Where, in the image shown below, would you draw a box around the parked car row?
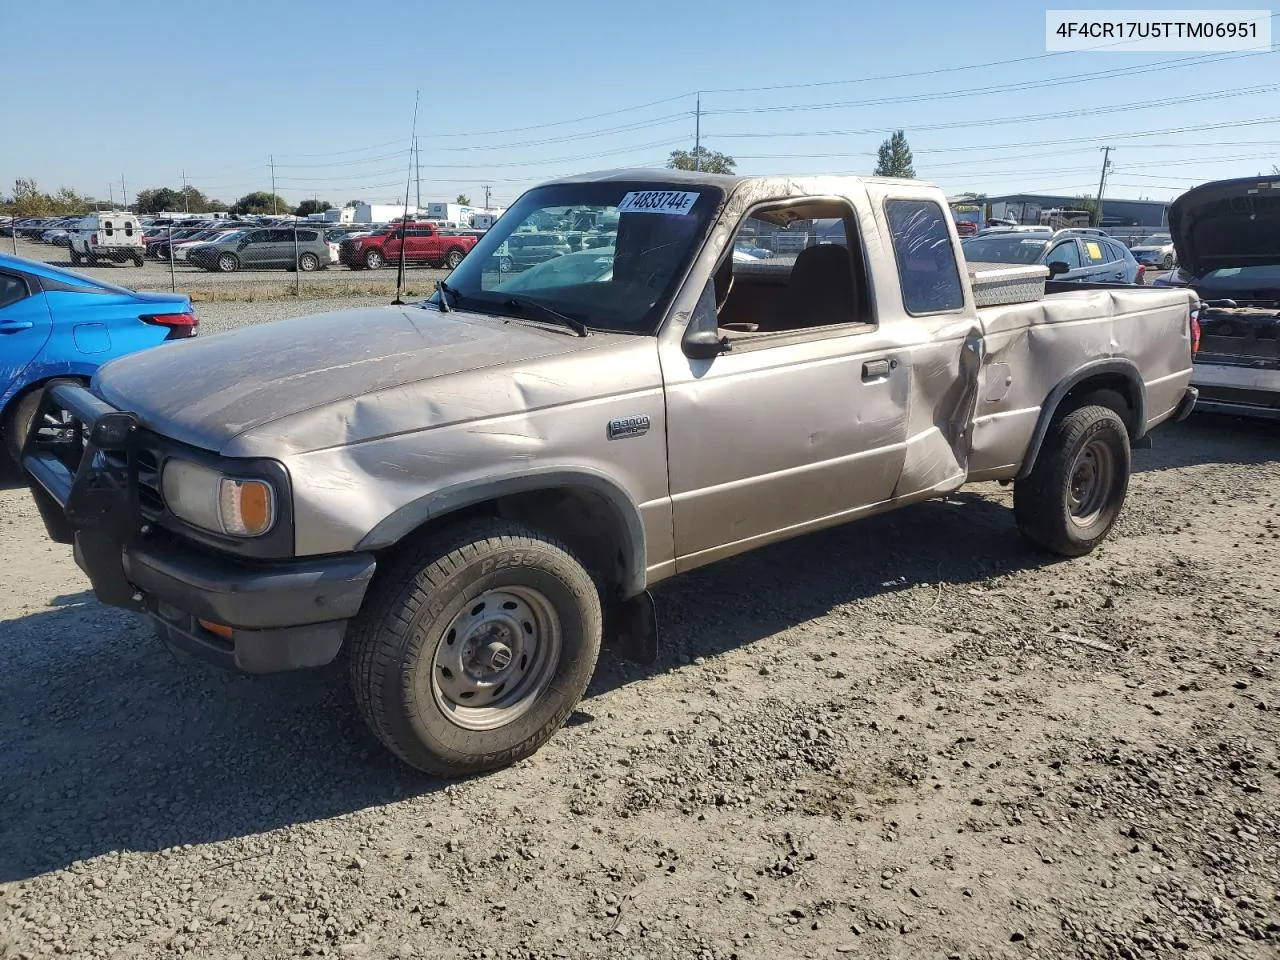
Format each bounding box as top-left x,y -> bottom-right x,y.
961,227 -> 1146,285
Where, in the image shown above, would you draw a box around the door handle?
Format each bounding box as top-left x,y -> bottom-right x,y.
862,358 -> 892,381
0,320 -> 34,333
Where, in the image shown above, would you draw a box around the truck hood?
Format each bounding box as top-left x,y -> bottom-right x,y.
1168,176 -> 1280,277
93,304 -> 614,454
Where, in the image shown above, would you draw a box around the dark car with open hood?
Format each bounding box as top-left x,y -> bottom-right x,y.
1155,176 -> 1280,419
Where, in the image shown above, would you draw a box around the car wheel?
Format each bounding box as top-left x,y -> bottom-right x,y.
69,250 -> 82,266
3,378 -> 84,466
86,253 -> 98,266
133,253 -> 144,266
347,518 -> 602,776
298,252 -> 319,272
1162,253 -> 1174,270
1014,404 -> 1131,557
217,253 -> 240,273
364,249 -> 384,270
445,248 -> 465,270
498,256 -> 513,272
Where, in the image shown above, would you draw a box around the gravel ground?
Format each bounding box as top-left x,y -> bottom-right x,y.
0,302 -> 1276,960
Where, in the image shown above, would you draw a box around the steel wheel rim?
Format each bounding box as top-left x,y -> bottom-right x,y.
429,586 -> 561,732
1068,438 -> 1115,526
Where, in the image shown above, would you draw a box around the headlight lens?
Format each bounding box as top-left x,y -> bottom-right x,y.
161,459 -> 276,537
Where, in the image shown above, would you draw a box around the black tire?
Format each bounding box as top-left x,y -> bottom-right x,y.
364,249 -> 385,270
445,248 -> 465,270
132,253 -> 144,266
298,252 -> 319,272
69,250 -> 82,266
348,518 -> 602,777
1014,404 -> 1131,557
216,252 -> 239,273
86,253 -> 98,266
3,378 -> 82,466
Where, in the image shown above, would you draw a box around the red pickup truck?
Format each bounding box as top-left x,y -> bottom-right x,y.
340,222 -> 477,271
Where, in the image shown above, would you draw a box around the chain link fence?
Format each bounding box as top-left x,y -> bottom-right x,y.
2,212 -> 462,302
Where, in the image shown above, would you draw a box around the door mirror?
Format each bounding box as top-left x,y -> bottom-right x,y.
683,328 -> 729,360
1047,260 -> 1070,278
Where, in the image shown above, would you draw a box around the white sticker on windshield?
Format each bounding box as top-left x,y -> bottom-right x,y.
618,190 -> 701,215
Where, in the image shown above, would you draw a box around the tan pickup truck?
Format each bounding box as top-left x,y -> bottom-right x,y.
23,170 -> 1199,776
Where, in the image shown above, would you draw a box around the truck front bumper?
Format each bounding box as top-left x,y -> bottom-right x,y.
23,382 -> 377,674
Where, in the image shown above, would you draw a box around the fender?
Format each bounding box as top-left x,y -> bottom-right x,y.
0,363 -> 97,422
1015,358 -> 1147,481
356,466 -> 649,599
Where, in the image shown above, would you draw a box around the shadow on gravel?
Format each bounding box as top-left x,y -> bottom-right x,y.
590,489 -> 1058,692
1134,414 -> 1280,473
0,491 -> 1051,882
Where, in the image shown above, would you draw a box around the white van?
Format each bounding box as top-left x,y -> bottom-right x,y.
69,212 -> 146,266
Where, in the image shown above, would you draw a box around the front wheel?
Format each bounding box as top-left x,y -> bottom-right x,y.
364,249 -> 384,270
1014,404 -> 1131,557
348,519 -> 602,776
445,248 -> 465,270
217,253 -> 240,273
1162,253 -> 1174,270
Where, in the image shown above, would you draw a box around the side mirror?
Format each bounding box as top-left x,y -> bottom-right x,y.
1047,260 -> 1070,277
682,328 -> 729,360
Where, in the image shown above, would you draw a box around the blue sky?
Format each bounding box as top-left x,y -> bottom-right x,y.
4,0 -> 1276,207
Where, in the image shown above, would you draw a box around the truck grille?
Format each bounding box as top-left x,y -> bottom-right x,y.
98,445 -> 164,519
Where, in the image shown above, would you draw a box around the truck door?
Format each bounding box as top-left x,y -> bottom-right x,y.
0,270 -> 54,397
408,226 -> 433,262
659,191 -> 912,569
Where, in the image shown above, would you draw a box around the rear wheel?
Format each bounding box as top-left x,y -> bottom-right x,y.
86,253 -> 98,266
445,248 -> 465,270
1014,404 -> 1131,557
69,250 -> 82,266
364,249 -> 385,270
132,252 -> 144,266
347,518 -> 602,776
298,252 -> 319,272
217,252 -> 240,273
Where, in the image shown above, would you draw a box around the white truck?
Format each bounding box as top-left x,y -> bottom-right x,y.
69,212 -> 146,266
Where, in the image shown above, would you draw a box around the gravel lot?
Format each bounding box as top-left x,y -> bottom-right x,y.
1,300 -> 1276,960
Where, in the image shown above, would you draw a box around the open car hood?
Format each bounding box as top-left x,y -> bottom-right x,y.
1169,176 -> 1280,277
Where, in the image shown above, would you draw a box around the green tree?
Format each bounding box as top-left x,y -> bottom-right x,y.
230,191 -> 292,215
873,131 -> 915,178
957,191 -> 987,201
1074,195 -> 1100,221
135,187 -> 186,214
294,199 -> 333,217
204,196 -> 229,212
455,193 -> 471,205
666,146 -> 736,175
48,187 -> 90,215
10,178 -> 49,217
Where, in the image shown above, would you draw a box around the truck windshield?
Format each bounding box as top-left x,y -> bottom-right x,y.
437,182 -> 723,333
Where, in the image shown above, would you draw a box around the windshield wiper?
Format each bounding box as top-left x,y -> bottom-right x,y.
504,297 -> 590,337
436,279 -> 462,313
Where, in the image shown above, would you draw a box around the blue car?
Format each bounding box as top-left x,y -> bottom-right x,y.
0,253 -> 196,462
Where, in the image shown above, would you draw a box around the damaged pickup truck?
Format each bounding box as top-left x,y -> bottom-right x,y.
22,170 -> 1199,776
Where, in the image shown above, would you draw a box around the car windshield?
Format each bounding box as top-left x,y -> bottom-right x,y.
960,236 -> 1049,264
436,182 -> 722,333
1139,235 -> 1172,245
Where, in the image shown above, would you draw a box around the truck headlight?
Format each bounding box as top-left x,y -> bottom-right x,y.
161,460 -> 276,537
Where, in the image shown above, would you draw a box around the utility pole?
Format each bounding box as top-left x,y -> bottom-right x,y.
483,184 -> 491,210
693,92 -> 702,172
120,175 -> 127,210
108,183 -> 114,208
415,137 -> 421,212
270,154 -> 277,215
1093,146 -> 1113,227
182,169 -> 189,212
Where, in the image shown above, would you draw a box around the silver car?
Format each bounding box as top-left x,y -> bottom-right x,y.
962,230 -> 1145,284
1129,233 -> 1177,271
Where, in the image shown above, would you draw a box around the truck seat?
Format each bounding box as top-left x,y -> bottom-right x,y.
774,244 -> 857,330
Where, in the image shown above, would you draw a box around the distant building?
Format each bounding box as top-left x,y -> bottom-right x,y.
981,194 -> 1169,228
